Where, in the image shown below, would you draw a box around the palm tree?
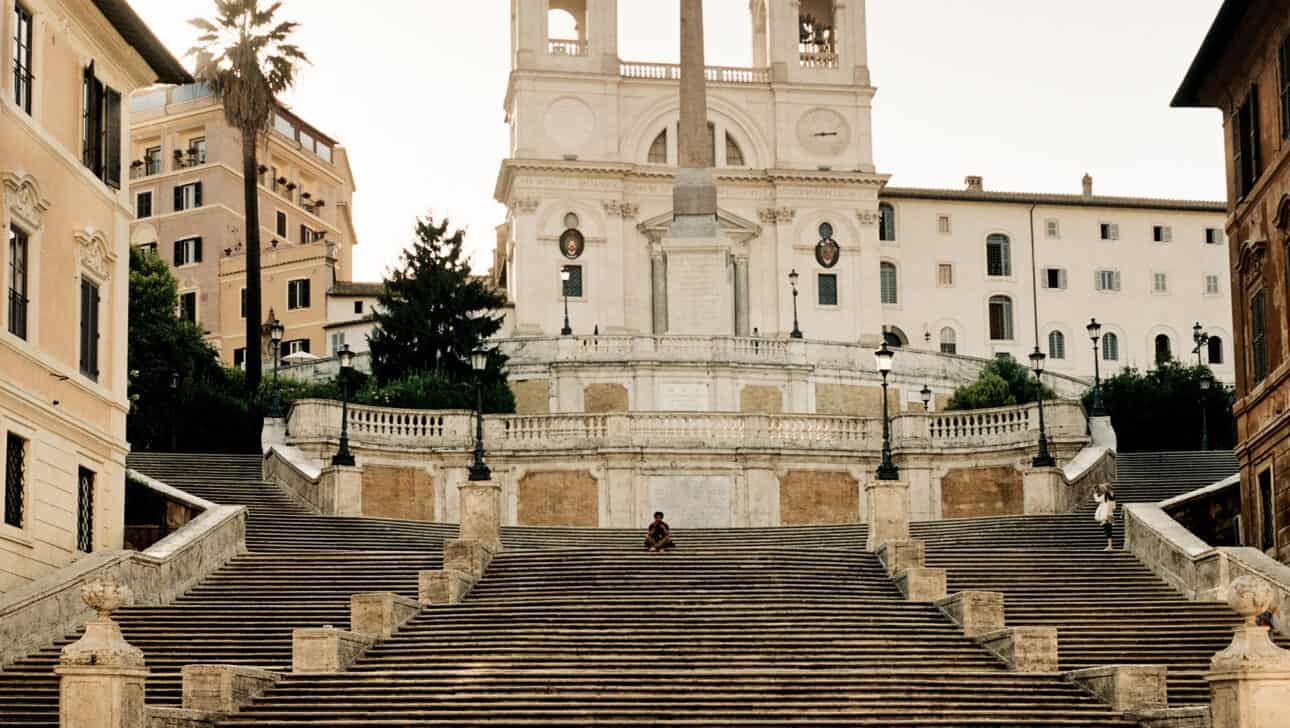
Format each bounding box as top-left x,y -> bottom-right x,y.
188,0 -> 307,392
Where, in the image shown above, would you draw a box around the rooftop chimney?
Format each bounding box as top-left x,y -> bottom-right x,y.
1082,173 -> 1093,197
964,176 -> 984,192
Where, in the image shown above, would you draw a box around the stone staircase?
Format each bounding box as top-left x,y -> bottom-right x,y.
216,548 -> 1136,727
1112,450 -> 1238,504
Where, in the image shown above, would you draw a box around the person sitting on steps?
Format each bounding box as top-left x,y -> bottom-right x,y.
1093,483 -> 1117,552
645,511 -> 675,552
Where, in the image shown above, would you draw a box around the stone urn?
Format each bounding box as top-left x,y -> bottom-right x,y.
1210,575 -> 1290,673
59,578 -> 145,669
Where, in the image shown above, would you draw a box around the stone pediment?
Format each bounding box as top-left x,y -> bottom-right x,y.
636,208 -> 763,243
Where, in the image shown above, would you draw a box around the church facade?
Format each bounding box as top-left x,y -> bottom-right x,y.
493,0 -> 1232,383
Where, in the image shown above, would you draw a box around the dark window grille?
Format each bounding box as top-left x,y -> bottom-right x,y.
817,273 -> 838,306
13,3 -> 33,115
4,433 -> 24,528
562,265 -> 583,298
878,203 -> 896,242
76,467 -> 94,552
79,278 -> 100,380
879,262 -> 897,304
1154,334 -> 1172,364
8,225 -> 28,339
986,234 -> 1011,276
1103,333 -> 1120,361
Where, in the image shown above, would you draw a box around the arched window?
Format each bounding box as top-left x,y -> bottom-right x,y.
1048,330 -> 1066,360
879,262 -> 898,304
1103,332 -> 1120,361
986,234 -> 1012,277
884,327 -> 908,347
879,203 -> 895,242
939,327 -> 957,355
725,133 -> 745,166
1208,336 -> 1224,365
1155,334 -> 1172,364
988,296 -> 1014,340
547,8 -> 580,40
647,130 -> 667,164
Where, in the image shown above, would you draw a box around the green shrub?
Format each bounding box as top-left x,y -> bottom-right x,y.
946,356 -> 1055,411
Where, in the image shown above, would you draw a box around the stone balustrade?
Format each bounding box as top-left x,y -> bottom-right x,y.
619,61 -> 771,84
287,399 -> 1086,456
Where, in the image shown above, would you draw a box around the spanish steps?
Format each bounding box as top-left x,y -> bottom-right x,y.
0,448 -> 1268,726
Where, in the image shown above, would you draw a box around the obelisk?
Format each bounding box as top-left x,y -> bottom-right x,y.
672,0 -> 718,237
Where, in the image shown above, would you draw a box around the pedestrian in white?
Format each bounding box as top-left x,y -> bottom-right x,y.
1093,483 -> 1117,552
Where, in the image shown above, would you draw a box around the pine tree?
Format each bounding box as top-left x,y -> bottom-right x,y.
369,217 -> 507,385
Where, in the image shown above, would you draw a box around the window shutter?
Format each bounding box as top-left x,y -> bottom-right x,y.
1058,269 -> 1067,289
105,88 -> 121,189
173,241 -> 183,267
194,182 -> 203,207
300,338 -> 311,354
301,280 -> 311,308
194,237 -> 202,263
79,281 -> 89,374
174,186 -> 184,212
92,285 -> 100,376
1251,85 -> 1262,180
1114,271 -> 1122,291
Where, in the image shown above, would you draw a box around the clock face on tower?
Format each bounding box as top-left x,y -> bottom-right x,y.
797,108 -> 850,156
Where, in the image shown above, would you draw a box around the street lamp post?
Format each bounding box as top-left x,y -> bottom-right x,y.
920,384 -> 932,412
1199,374 -> 1211,451
1086,318 -> 1107,417
468,348 -> 492,482
1192,321 -> 1210,368
268,320 -> 285,418
789,269 -> 803,339
1029,347 -> 1056,468
331,345 -> 355,467
874,341 -> 899,480
560,267 -> 573,336
169,372 -> 179,452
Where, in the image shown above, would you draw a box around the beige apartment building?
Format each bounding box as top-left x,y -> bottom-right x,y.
0,0 -> 188,590
128,84 -> 359,366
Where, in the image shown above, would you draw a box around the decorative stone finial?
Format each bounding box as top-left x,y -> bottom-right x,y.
82,578 -> 133,619
1210,576 -> 1290,673
1228,576 -> 1276,626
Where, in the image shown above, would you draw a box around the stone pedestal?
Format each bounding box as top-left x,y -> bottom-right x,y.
443,539 -> 497,580
180,665 -> 278,714
1022,466 -> 1066,515
979,626 -> 1059,672
349,592 -> 421,640
936,591 -> 1005,638
1066,665 -> 1168,713
418,569 -> 476,606
319,465 -> 362,516
865,480 -> 910,552
894,567 -> 947,602
458,481 -> 502,551
876,539 -> 925,576
1207,576 -> 1290,728
55,579 -> 149,728
291,628 -> 374,673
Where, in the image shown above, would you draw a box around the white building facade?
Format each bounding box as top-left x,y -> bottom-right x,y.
493,0 -> 1231,387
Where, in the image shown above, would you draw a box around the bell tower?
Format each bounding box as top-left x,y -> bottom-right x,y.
752,0 -> 871,86
511,0 -> 619,76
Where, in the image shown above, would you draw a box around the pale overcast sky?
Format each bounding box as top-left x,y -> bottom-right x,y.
128,0 -> 1228,283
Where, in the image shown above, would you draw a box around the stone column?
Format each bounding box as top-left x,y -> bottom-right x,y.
1207,576 -> 1290,728
733,255 -> 750,337
55,579 -> 149,728
459,480 -> 503,552
651,250 -> 668,334
864,479 -> 911,551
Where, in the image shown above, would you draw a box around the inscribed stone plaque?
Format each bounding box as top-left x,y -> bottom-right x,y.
665,249 -> 731,335
658,381 -> 710,411
647,475 -> 733,528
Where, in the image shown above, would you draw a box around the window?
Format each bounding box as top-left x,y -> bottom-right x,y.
562,265 -> 583,297
725,133 -> 745,166
299,224 -> 315,245
13,3 -> 33,115
77,467 -> 94,553
1206,228 -> 1223,245
937,263 -> 954,287
353,301 -> 364,315
1155,334 -> 1172,364
1096,270 -> 1121,292
1044,267 -> 1067,290
282,338 -> 311,357
939,327 -> 957,355
879,262 -> 898,304
1234,86 -> 1262,199
1045,219 -> 1060,239
233,347 -> 246,368
287,279 -> 311,310
174,182 -> 202,211
1281,34 -> 1290,139
1206,274 -> 1222,295
1259,467 -> 1275,550
179,292 -> 196,324
937,215 -> 951,234
1099,223 -> 1120,241
79,278 -> 99,380
136,191 -> 153,219
240,288 -> 246,319
1048,331 -> 1066,360
878,203 -> 896,242
4,433 -> 25,528
817,273 -> 838,306
648,130 -> 667,164
988,295 -> 1014,341
188,137 -> 207,164
173,237 -> 202,266
1209,336 -> 1224,365
1251,289 -> 1268,383
8,225 -> 28,340
1103,332 -> 1120,361
1152,225 -> 1173,243
330,332 -> 347,354
986,234 -> 1011,277
276,211 -> 287,237
144,146 -> 162,176
137,242 -> 157,257
1153,273 -> 1169,293
81,63 -> 122,189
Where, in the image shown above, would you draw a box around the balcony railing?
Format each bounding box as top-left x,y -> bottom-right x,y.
547,38 -> 589,57
799,48 -> 839,69
620,61 -> 771,85
129,159 -> 164,180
